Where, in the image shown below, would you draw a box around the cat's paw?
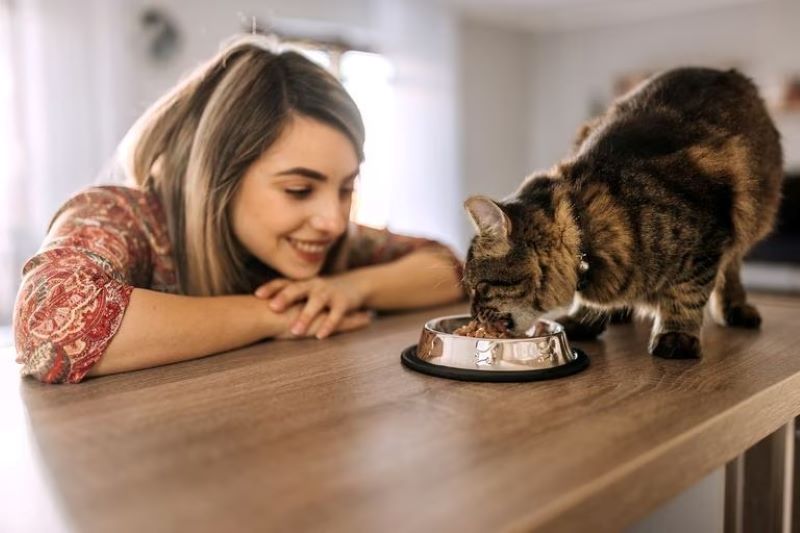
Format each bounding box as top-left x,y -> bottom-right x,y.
724,303 -> 762,329
555,315 -> 607,340
650,332 -> 701,359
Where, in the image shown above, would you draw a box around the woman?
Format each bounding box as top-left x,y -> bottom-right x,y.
13,35 -> 464,384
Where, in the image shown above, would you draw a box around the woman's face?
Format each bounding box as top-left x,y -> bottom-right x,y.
231,114 -> 360,280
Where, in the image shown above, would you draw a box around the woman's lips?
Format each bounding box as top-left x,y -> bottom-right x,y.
287,237 -> 331,264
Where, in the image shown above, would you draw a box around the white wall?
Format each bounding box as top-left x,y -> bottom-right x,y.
370,0 -> 464,250
526,0 -> 800,172
459,19 -> 531,246
15,0 -> 125,242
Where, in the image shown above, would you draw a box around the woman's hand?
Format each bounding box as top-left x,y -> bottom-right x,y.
272,304 -> 373,340
255,274 -> 369,339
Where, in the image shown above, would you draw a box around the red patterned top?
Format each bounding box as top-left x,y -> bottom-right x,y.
13,186 -> 462,384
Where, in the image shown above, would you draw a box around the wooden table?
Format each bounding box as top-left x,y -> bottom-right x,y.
2,294 -> 800,532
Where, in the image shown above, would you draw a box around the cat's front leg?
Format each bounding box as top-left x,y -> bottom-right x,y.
555,302 -> 609,340
649,284 -> 712,359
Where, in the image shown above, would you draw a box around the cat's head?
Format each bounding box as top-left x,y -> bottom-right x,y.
462,193 -> 579,335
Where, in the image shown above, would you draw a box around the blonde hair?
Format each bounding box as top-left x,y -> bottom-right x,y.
119,34 -> 365,296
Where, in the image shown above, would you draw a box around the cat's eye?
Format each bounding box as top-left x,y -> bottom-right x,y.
476,281 -> 491,296
479,278 -> 525,288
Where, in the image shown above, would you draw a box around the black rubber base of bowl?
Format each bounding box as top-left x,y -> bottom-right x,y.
400,345 -> 589,383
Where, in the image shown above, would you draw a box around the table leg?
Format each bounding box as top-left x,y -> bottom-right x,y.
725,419 -> 795,533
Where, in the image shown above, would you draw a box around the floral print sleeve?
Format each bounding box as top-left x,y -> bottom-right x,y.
343,224 -> 464,280
13,186 -> 172,384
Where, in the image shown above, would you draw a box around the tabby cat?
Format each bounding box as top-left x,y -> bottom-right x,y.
463,67 -> 783,359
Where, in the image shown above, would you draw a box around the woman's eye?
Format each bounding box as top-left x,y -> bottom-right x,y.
285,188 -> 312,199
340,187 -> 355,197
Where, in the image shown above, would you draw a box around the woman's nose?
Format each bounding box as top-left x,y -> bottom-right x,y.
309,202 -> 347,235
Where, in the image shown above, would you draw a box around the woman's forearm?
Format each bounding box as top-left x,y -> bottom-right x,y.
89,288 -> 281,377
353,248 -> 465,311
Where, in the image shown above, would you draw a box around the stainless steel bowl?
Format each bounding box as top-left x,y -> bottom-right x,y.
401,314 -> 589,382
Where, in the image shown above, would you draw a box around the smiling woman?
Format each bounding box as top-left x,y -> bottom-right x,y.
12,34 -> 465,384
231,115 -> 360,282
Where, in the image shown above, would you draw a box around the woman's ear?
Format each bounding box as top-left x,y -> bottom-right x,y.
464,196 -> 511,239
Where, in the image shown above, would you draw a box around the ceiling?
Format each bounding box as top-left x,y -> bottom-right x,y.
438,0 -> 769,32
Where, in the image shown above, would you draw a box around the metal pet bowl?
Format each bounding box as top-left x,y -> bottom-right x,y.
401,314 -> 589,382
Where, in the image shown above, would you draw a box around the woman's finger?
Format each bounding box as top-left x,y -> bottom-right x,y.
315,298 -> 348,339
289,310 -> 371,339
303,310 -> 331,338
335,311 -> 373,333
269,282 -> 312,311
291,293 -> 330,336
254,279 -> 289,299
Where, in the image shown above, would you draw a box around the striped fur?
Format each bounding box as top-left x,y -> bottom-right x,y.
463,67 -> 783,358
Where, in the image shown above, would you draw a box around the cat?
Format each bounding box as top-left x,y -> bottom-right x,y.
462,67 -> 783,359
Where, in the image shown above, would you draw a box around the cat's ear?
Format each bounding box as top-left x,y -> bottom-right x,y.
464,196 -> 511,239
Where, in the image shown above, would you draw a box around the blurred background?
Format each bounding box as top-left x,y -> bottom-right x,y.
2,0 -> 800,331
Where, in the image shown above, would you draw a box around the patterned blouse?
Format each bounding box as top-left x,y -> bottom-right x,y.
14,186 -> 462,384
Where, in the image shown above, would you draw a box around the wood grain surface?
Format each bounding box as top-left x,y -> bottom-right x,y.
3,294 -> 800,532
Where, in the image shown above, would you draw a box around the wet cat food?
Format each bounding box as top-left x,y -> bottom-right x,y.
453,320 -> 515,338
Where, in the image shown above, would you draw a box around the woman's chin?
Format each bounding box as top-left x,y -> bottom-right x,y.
281,263 -> 323,280
257,250 -> 325,280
